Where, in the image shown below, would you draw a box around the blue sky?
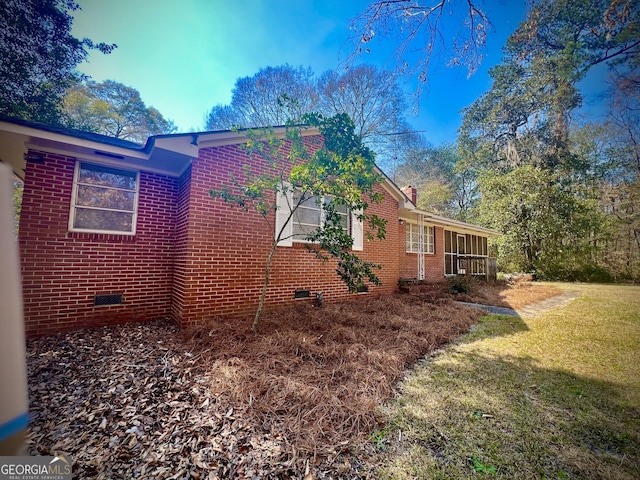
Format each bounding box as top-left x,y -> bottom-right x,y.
70,1 -> 601,145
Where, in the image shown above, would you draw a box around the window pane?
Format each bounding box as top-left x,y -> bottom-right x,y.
406,224 -> 415,252
293,193 -> 320,208
76,185 -> 135,210
293,206 -> 321,226
324,198 -> 348,230
458,235 -> 466,254
79,163 -> 137,190
291,192 -> 350,241
293,223 -> 318,239
445,230 -> 451,253
334,203 -> 348,215
74,208 -> 133,232
426,226 -> 434,253
337,212 -> 348,230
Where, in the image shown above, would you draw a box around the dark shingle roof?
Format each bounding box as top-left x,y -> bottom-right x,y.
0,115 -> 146,150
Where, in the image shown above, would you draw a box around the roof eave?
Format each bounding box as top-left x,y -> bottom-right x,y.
403,207 -> 501,236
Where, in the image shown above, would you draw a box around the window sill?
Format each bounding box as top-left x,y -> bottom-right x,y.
289,241 -> 361,252
68,231 -> 137,242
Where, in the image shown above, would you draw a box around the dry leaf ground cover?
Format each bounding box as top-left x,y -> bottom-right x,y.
26,282 -> 561,478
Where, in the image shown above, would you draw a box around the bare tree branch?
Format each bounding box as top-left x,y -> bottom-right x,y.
345,0 -> 492,90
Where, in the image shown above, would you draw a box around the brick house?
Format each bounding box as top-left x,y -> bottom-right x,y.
1,117 -> 498,337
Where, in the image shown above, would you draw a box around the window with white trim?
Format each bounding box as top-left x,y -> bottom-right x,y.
276,184 -> 363,250
406,223 -> 435,254
69,162 -> 139,234
291,191 -> 349,241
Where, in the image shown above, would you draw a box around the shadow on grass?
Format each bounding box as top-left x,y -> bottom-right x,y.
460,312 -> 530,342
376,338 -> 640,479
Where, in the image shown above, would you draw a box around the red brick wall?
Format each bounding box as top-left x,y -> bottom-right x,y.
174,141 -> 401,327
19,151 -> 177,337
169,167 -> 192,322
399,224 -> 446,282
19,136 -> 405,335
426,226 -> 446,282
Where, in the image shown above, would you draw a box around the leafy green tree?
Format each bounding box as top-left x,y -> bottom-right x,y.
501,0 -> 638,167
507,0 -> 639,78
0,0 -> 115,124
210,113 -> 387,332
395,142 -> 477,220
598,75 -> 640,281
478,165 -> 603,277
63,80 -> 176,143
459,0 -> 639,279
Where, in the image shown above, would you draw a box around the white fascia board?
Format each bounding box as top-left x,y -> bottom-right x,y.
151,135 -> 200,157
402,208 -> 501,237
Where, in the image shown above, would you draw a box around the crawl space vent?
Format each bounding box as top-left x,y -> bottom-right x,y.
294,289 -> 310,299
94,294 -> 123,306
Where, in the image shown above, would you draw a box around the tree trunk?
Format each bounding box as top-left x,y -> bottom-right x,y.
252,240 -> 278,333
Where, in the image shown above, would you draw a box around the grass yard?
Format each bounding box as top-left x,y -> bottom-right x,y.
373,283 -> 640,479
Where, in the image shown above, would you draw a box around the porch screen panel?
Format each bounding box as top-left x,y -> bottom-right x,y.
444,230 -> 491,276
444,230 -> 455,275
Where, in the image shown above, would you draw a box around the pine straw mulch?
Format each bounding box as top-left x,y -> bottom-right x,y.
406,279 -> 564,310
26,293 -> 482,479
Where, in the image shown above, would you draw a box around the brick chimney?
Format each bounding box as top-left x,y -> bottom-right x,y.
401,185 -> 417,205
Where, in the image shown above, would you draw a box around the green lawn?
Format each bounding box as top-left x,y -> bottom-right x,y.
373,283 -> 640,479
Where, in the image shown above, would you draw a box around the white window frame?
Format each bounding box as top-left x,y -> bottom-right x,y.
291,192 -> 350,242
406,222 -> 434,254
69,161 -> 140,235
275,184 -> 363,250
